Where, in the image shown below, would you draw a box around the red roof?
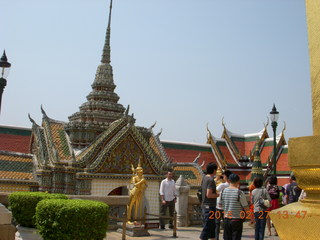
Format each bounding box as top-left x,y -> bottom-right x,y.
244,141 -> 256,156
161,141 -> 217,166
260,144 -> 273,164
234,141 -> 245,156
219,145 -> 236,164
0,134 -> 31,154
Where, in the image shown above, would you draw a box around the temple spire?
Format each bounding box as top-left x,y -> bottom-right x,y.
101,0 -> 113,64
66,0 -> 125,149
250,144 -> 263,182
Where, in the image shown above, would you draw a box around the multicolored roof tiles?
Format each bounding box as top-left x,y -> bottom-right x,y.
0,151 -> 34,181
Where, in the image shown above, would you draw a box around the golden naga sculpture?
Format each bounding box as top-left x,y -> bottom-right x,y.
127,160 -> 147,224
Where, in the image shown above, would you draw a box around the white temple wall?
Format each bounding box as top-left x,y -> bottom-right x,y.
91,179 -> 160,216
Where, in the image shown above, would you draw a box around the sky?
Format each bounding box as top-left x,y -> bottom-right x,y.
0,0 -> 313,143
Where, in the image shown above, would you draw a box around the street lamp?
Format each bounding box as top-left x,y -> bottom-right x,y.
270,104 -> 279,176
0,50 -> 11,114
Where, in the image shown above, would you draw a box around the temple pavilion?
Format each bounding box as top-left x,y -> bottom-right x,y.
0,0 -> 291,205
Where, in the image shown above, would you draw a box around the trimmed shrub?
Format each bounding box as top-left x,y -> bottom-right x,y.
36,199 -> 109,240
9,192 -> 68,227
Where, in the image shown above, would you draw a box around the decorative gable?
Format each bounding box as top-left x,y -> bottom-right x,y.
80,116 -> 168,175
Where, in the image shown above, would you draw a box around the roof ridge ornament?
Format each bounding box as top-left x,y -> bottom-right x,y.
193,153 -> 201,163
282,121 -> 286,134
125,104 -> 130,115
101,0 -> 113,64
200,160 -> 205,168
206,123 -> 211,134
149,121 -> 157,130
28,113 -> 38,126
156,128 -> 162,137
264,117 -> 269,129
222,117 -> 226,129
40,104 -> 48,118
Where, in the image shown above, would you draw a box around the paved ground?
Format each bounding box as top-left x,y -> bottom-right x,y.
106,222 -> 280,240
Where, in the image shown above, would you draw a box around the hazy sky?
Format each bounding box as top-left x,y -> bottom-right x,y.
0,0 -> 312,143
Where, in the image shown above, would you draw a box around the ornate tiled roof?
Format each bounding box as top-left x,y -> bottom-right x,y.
148,128 -> 171,167
48,122 -> 73,161
172,163 -> 204,187
72,115 -> 170,175
0,151 -> 34,180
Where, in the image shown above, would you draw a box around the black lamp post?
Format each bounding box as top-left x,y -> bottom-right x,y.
270,104 -> 279,176
0,50 -> 11,114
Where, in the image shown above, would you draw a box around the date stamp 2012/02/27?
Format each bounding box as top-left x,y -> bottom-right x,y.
208,210 -> 308,220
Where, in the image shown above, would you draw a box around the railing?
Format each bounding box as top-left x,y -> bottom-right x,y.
110,208 -> 178,240
187,195 -> 202,226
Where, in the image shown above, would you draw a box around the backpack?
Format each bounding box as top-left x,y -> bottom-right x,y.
268,185 -> 279,199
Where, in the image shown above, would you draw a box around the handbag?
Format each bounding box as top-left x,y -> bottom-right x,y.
258,189 -> 271,209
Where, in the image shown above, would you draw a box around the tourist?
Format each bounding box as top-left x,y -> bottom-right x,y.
215,170 -> 232,240
199,162 -> 219,240
282,183 -> 289,205
251,177 -> 271,240
266,176 -> 280,236
159,171 -> 177,229
285,174 -> 302,204
248,182 -> 256,228
221,173 -> 249,240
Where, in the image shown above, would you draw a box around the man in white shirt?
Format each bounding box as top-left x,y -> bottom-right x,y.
215,170 -> 232,240
159,171 -> 177,229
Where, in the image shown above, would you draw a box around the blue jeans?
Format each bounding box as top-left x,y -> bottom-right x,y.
200,205 -> 215,240
254,211 -> 268,240
215,208 -> 224,240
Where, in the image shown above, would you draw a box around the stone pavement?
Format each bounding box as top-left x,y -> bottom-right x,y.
106,222 -> 281,240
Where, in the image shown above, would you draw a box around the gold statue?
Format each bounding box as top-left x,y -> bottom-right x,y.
215,167 -> 224,186
127,160 -> 147,224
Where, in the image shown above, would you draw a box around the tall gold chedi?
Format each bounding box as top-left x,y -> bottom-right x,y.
269,1 -> 320,239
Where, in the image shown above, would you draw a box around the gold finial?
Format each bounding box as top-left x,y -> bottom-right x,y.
263,117 -> 269,128
222,117 -> 226,128
282,121 -> 286,134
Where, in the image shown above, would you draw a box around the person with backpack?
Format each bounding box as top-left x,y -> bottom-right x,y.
266,175 -> 280,236
285,174 -> 302,204
220,173 -> 249,240
251,177 -> 272,240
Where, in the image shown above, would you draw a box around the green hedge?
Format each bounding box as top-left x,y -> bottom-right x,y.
9,192 -> 68,227
36,199 -> 109,240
